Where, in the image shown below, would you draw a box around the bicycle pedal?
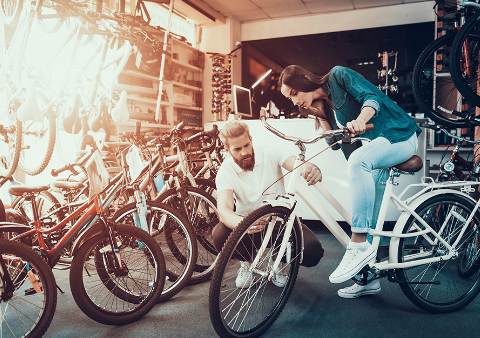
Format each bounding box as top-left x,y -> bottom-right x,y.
25,287 -> 42,296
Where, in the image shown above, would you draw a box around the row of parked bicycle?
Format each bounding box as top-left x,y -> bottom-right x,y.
0,120 -> 224,337
0,0 -> 173,180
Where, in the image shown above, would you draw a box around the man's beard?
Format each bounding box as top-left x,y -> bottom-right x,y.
234,150 -> 255,171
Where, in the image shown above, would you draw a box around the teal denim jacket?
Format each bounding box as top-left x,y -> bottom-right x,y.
324,66 -> 421,144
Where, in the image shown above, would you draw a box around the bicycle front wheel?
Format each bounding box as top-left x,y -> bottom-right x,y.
396,194 -> 480,313
209,205 -> 301,338
412,32 -> 470,128
69,224 -> 166,325
0,239 -> 57,338
451,11 -> 480,109
113,201 -> 198,302
156,186 -> 219,284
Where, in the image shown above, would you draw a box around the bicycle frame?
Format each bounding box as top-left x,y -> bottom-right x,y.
254,118 -> 480,281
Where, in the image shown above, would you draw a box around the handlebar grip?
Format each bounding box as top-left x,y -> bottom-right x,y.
175,121 -> 185,130
51,164 -> 73,177
365,124 -> 374,131
136,121 -> 141,138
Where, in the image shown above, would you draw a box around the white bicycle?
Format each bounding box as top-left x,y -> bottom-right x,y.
208,116 -> 480,338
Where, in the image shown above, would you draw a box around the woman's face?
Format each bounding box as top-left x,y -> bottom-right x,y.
280,83 -> 314,109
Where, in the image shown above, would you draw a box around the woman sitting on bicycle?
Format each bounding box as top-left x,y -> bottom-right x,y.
279,65 -> 421,298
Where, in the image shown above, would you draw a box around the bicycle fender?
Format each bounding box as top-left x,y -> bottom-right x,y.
388,189 -> 476,264
71,218 -> 108,257
260,198 -> 294,209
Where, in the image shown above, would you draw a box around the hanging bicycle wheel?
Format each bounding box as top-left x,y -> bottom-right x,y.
451,11 -> 480,110
35,0 -> 66,34
412,32 -> 472,128
69,224 -> 166,325
396,194 -> 480,313
209,205 -> 301,338
113,201 -> 198,302
156,186 -> 219,284
0,83 -> 22,177
0,0 -> 23,26
18,93 -> 56,176
0,239 -> 57,338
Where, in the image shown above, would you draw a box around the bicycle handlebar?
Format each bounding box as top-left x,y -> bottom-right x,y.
259,115 -> 373,145
185,124 -> 219,153
420,122 -> 480,145
51,135 -> 97,177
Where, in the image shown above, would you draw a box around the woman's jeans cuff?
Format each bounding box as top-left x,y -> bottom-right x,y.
351,226 -> 371,234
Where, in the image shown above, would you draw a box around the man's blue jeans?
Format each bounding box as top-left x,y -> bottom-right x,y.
347,133 -> 418,239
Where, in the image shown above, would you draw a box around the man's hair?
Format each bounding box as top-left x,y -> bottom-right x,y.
219,121 -> 251,148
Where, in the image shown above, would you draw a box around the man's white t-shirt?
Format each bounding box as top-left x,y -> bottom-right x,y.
216,143 -> 291,216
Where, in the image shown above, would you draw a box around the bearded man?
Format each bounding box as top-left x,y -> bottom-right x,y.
213,120 -> 324,288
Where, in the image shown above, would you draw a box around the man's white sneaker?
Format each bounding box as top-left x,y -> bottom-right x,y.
271,263 -> 288,287
329,243 -> 376,284
337,279 -> 381,299
236,261 -> 256,288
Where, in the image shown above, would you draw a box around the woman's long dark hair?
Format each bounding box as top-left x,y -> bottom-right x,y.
278,65 -> 331,124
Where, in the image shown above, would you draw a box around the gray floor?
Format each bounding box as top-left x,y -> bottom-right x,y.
45,229 -> 480,338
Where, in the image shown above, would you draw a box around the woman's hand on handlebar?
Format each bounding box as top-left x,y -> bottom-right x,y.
346,119 -> 368,137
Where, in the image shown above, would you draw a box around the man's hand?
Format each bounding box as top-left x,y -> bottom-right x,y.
303,162 -> 322,186
248,217 -> 270,234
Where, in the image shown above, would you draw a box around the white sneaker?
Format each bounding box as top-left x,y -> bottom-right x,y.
236,261 -> 256,288
337,279 -> 381,299
329,243 -> 376,284
271,262 -> 288,287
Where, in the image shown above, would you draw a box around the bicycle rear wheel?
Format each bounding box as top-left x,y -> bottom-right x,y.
0,83 -> 22,177
156,186 -> 219,284
18,94 -> 56,176
209,205 -> 301,338
412,32 -> 471,128
69,224 -> 166,325
451,11 -> 480,109
113,201 -> 198,302
0,0 -> 22,26
0,239 -> 57,338
396,194 -> 480,313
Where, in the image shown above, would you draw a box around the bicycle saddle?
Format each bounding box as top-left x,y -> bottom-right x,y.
90,101 -> 109,133
394,155 -> 423,173
63,93 -> 82,134
50,181 -> 86,191
9,185 -> 49,197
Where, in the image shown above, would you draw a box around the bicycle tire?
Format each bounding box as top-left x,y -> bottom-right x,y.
396,194 -> 480,313
113,201 -> 198,302
412,32 -> 470,128
451,11 -> 480,109
0,0 -> 23,26
69,224 -> 166,325
156,186 -> 219,284
0,83 -> 22,177
209,205 -> 301,338
458,226 -> 480,278
18,97 -> 57,176
0,239 -> 57,338
36,0 -> 66,34
193,177 -> 217,200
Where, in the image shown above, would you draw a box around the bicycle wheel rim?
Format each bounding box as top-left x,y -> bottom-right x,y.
0,0 -> 23,26
72,228 -> 163,318
18,99 -> 56,176
0,240 -> 57,338
451,11 -> 480,110
209,205 -> 301,338
113,202 -> 197,302
397,194 -> 480,313
0,83 -> 21,177
412,33 -> 470,128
